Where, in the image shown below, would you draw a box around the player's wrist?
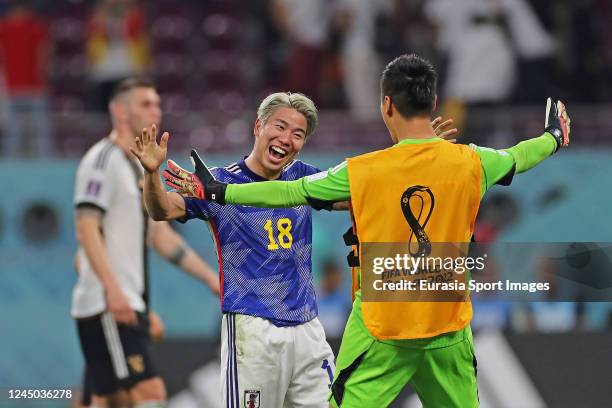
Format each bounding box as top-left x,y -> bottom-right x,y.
103,279 -> 123,296
544,128 -> 563,152
544,97 -> 570,153
204,180 -> 227,204
190,149 -> 228,204
144,165 -> 161,176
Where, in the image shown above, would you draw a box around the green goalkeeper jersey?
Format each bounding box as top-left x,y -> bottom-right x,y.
226,133 -> 557,205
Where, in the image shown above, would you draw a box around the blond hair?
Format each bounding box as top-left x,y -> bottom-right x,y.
257,92 -> 318,138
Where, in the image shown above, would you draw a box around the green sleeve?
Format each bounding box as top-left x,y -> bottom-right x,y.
225,161 -> 351,207
503,133 -> 557,174
226,133 -> 557,206
473,132 -> 557,195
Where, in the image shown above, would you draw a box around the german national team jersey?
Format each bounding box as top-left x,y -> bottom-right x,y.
72,138 -> 148,318
181,159 -> 321,327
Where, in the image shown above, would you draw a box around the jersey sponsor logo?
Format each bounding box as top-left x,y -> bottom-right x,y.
401,185 -> 435,257
306,171 -> 328,182
244,390 -> 260,408
86,180 -> 102,197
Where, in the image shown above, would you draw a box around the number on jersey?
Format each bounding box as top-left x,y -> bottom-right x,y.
264,218 -> 293,250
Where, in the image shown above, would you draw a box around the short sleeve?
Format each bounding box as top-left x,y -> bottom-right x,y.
178,196 -> 216,222
177,167 -> 226,222
74,152 -> 117,212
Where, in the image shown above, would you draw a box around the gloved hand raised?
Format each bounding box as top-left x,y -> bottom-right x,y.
163,150 -> 227,204
544,97 -> 571,151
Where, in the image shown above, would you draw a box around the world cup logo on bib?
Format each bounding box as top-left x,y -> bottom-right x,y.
401,185 -> 435,257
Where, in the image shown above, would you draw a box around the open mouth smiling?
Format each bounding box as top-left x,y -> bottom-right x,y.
269,145 -> 288,160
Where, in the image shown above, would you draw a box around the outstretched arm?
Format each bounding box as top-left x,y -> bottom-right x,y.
131,124 -> 187,221
505,98 -> 570,173
503,133 -> 557,174
224,161 -> 351,208
162,150 -> 352,209
474,98 -> 570,194
164,116 -> 457,209
473,133 -> 557,194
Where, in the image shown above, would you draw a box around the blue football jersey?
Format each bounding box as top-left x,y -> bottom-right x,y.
181,159 -> 321,327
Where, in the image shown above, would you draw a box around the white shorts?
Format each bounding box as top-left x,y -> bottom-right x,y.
221,313 -> 335,408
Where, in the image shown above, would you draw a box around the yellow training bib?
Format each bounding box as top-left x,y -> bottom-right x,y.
347,140 -> 482,340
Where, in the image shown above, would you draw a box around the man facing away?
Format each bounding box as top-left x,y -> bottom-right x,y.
151,55 -> 570,407
73,77 -> 219,408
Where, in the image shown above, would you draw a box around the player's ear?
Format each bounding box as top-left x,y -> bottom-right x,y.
383,95 -> 393,117
432,95 -> 438,114
253,118 -> 263,139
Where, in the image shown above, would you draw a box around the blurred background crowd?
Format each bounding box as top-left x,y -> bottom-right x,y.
0,0 -> 611,406
0,0 -> 611,155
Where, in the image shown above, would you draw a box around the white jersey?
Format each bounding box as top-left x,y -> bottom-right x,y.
71,138 -> 147,318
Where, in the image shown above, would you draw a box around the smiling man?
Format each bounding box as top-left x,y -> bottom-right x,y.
167,56 -> 570,408
133,92 -> 337,407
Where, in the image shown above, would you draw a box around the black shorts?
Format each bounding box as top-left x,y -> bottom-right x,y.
76,311 -> 157,396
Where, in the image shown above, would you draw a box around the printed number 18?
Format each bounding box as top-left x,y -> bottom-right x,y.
264,218 -> 293,250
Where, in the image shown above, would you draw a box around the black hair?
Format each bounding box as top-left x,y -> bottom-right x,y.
380,54 -> 438,118
110,77 -> 156,102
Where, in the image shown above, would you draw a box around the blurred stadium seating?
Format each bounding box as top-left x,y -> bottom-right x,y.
1,0 -> 611,406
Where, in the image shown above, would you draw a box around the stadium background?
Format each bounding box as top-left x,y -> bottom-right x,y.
0,0 -> 610,407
